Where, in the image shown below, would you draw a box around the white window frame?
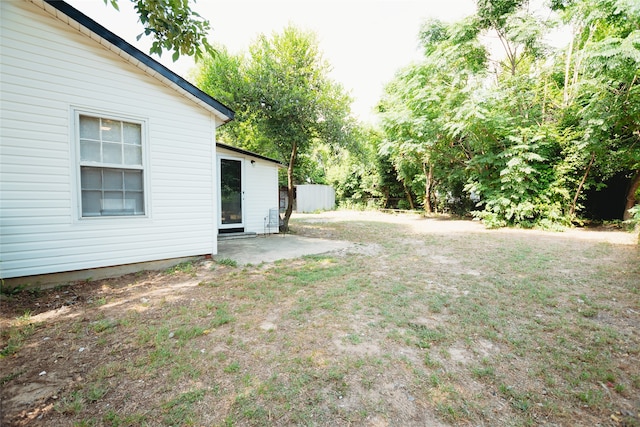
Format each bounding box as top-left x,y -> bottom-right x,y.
72,109 -> 150,220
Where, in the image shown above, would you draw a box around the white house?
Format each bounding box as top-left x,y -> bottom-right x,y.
0,0 -> 281,282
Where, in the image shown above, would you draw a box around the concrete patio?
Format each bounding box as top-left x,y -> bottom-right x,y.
215,234 -> 353,265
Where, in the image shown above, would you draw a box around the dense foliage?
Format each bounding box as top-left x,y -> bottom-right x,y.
378,0 -> 640,227
194,26 -> 354,228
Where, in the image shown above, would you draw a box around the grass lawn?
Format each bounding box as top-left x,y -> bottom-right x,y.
1,211 -> 639,426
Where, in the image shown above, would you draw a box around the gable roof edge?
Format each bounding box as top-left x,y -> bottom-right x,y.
37,0 -> 234,124
216,142 -> 285,167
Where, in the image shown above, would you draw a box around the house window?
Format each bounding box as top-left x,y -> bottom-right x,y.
78,114 -> 145,217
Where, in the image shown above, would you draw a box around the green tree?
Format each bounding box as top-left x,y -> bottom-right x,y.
326,127 -> 392,209
378,18 -> 487,213
105,0 -> 213,60
552,0 -> 640,220
195,26 -> 353,229
378,0 -> 639,227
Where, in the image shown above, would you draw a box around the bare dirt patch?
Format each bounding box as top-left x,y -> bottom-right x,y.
1,211 -> 639,426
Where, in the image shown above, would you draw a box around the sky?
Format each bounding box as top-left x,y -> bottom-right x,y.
66,0 -> 477,123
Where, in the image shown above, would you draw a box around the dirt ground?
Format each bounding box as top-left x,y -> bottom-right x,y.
1,211 -> 638,426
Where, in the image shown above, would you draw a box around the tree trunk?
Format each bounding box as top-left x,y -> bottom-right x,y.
563,35 -> 574,105
423,162 -> 433,213
570,152 -> 595,218
623,171 -> 640,221
282,141 -> 298,231
403,182 -> 415,210
383,187 -> 390,209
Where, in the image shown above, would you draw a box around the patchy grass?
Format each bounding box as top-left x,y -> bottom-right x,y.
1,211 -> 638,426
216,257 -> 238,267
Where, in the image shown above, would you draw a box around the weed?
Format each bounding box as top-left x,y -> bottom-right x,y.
55,390 -> 85,415
0,283 -> 27,296
173,325 -> 206,343
16,310 -> 31,322
424,352 -> 441,368
499,384 -> 533,412
471,364 -> 495,379
162,389 -> 206,426
210,304 -> 234,328
345,333 -> 362,344
408,323 -> 448,349
427,293 -> 449,313
224,361 -> 240,373
217,257 -> 238,267
198,280 -> 217,287
92,297 -> 107,307
90,318 -> 118,333
1,323 -> 37,358
1,370 -> 25,386
103,410 -> 147,426
165,261 -> 197,276
73,420 -> 97,427
575,388 -> 604,407
85,383 -> 108,402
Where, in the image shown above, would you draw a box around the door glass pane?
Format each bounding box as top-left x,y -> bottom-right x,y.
220,159 -> 242,225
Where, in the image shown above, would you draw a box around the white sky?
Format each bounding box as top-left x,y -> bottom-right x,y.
66,0 -> 477,123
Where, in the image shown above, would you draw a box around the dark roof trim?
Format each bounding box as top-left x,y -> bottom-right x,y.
43,0 -> 234,122
216,142 -> 285,166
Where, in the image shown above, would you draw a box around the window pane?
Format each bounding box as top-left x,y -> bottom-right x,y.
124,145 -> 142,165
79,116 -> 100,140
124,170 -> 143,191
103,142 -> 122,164
101,119 -> 121,142
80,140 -> 101,162
81,167 -> 102,189
103,191 -> 124,211
82,191 -> 102,216
125,191 -> 144,214
123,122 -> 141,145
103,169 -> 123,190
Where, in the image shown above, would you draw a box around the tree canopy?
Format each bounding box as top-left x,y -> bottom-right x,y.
377,0 -> 640,227
194,26 -> 354,228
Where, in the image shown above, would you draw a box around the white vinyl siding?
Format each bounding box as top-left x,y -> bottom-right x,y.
0,0 -> 221,279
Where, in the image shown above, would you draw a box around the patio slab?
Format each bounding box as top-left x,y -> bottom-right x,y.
216,234 -> 352,265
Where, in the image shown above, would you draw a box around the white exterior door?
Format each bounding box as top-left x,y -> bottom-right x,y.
218,156 -> 244,231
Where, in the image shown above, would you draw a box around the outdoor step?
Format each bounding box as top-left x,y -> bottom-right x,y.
217,232 -> 258,241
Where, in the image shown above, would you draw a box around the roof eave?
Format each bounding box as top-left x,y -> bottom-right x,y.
37,0 -> 235,124
216,142 -> 285,167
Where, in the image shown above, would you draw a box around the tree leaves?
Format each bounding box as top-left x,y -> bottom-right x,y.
379,0 -> 640,226
106,0 -> 214,61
